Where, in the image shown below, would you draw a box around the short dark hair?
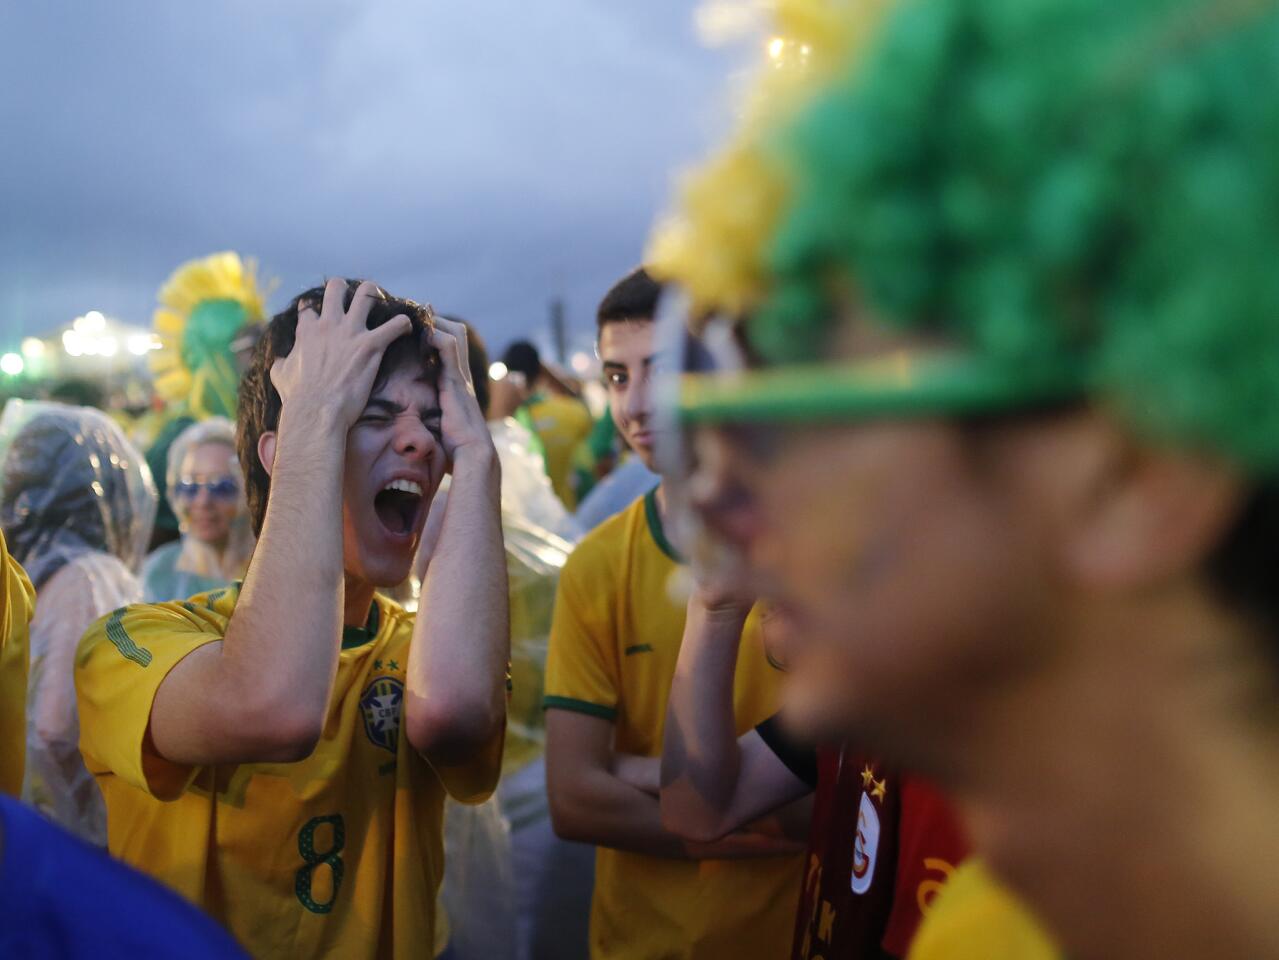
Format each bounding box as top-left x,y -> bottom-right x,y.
501,341 -> 541,383
597,267 -> 663,330
236,280 -> 437,536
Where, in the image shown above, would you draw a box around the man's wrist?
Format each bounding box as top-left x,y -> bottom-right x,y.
276,404 -> 347,445
690,594 -> 753,627
451,442 -> 499,479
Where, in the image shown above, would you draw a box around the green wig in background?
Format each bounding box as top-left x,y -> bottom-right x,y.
147,252 -> 267,536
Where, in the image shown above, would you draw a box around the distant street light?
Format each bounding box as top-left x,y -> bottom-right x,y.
0,353 -> 25,376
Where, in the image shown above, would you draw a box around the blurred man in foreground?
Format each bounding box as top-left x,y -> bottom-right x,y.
652,0 -> 1279,957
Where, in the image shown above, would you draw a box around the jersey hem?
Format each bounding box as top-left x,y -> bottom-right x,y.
542,695 -> 617,721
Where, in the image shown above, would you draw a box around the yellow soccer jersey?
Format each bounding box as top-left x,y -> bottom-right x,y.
526,394 -> 593,510
908,861 -> 1062,960
76,585 -> 499,959
544,488 -> 803,959
0,528 -> 35,795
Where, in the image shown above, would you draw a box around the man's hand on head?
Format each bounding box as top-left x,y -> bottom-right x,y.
270,278 -> 412,431
428,315 -> 497,468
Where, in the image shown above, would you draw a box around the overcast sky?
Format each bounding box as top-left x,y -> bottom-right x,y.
0,1 -> 749,359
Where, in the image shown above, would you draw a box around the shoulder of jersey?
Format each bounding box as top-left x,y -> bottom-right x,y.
565,495 -> 644,568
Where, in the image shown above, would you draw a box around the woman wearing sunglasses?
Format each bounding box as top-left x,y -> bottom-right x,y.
142,418 -> 255,603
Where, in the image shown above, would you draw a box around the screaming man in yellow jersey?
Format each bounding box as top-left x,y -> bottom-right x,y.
77,584 -> 492,958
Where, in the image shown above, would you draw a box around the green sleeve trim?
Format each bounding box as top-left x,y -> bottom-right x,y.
104,608 -> 153,668
542,695 -> 617,721
644,485 -> 683,563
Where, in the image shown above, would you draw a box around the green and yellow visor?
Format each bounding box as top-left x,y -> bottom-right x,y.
651,290 -> 1091,580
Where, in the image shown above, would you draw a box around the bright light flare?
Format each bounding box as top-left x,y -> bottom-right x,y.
76,310 -> 107,334
0,353 -> 24,376
127,334 -> 158,356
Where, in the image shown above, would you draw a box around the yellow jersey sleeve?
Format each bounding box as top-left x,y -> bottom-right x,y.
0,528 -> 36,795
543,533 -> 620,720
76,599 -> 228,800
907,860 -> 1062,960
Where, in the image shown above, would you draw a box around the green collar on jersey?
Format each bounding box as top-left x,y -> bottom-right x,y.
644,485 -> 683,563
342,599 -> 381,650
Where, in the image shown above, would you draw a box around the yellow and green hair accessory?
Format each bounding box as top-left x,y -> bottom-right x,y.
665,0 -> 1279,472
648,0 -> 896,319
151,252 -> 268,419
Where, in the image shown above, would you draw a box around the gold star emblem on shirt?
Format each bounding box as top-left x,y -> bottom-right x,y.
871,778 -> 887,802
861,764 -> 875,788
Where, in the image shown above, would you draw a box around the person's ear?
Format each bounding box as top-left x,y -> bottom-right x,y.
257,431 -> 278,478
1057,418 -> 1245,590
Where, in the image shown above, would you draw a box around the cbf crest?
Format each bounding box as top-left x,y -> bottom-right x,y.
360,676 -> 404,753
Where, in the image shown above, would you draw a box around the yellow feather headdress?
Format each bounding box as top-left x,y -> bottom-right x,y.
151,252 -> 268,418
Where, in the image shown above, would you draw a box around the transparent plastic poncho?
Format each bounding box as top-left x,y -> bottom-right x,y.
0,401 -> 157,843
431,417 -> 576,960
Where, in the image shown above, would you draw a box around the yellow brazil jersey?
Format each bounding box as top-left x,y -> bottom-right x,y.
544,488 -> 803,959
908,861 -> 1062,960
0,528 -> 36,795
526,394 -> 593,510
76,585 -> 497,959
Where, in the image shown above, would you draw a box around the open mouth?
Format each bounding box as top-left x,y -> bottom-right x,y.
373,478 -> 425,538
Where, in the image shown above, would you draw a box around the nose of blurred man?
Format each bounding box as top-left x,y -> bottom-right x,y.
689,429 -> 765,561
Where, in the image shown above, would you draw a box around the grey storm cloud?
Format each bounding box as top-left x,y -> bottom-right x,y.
0,1 -> 747,356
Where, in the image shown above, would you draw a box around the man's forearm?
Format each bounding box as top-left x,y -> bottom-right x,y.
151,409 -> 349,765
660,601 -> 749,838
221,410 -> 347,727
407,448 -> 509,761
553,765 -> 801,860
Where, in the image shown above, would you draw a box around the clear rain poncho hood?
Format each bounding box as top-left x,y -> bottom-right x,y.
0,401 -> 157,588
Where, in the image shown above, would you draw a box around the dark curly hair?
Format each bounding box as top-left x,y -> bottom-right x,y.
236,280 -> 439,536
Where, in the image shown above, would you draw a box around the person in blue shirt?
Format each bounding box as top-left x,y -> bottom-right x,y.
0,792 -> 246,957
